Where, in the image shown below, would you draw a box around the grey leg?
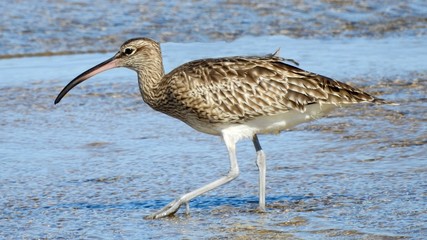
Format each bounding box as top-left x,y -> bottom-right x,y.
145,133 -> 240,219
253,134 -> 266,212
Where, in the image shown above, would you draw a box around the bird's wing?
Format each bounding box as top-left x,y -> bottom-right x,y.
164,56 -> 377,123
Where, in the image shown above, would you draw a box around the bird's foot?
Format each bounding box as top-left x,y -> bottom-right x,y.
257,205 -> 267,213
144,198 -> 184,220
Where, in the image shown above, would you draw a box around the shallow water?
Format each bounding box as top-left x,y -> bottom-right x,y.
1,1 -> 427,239
1,35 -> 426,239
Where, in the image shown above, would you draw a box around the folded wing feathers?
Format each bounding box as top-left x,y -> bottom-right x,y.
167,55 -> 383,123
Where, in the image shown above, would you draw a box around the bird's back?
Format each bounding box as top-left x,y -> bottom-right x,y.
155,54 -> 381,128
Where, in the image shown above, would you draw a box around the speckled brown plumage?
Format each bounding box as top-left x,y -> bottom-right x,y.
56,37 -> 384,128
54,37 -> 391,219
157,55 -> 382,126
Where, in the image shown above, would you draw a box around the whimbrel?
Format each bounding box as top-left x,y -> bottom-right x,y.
55,38 -> 390,219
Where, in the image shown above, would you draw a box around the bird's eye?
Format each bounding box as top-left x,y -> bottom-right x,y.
124,47 -> 135,55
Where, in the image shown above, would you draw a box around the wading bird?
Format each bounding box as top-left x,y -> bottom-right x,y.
55,38 -> 390,219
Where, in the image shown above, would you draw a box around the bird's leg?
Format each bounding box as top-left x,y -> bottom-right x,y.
253,134 -> 266,212
185,202 -> 190,215
145,134 -> 239,219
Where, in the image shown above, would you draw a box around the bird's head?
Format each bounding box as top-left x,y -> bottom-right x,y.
54,38 -> 161,104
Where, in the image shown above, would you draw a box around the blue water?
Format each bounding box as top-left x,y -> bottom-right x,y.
1,1 -> 426,239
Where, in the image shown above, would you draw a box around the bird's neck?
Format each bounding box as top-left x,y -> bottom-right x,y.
137,61 -> 166,108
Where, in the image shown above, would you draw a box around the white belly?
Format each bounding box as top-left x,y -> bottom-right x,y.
219,103 -> 338,141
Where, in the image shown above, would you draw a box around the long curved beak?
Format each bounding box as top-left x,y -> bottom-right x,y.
54,53 -> 120,104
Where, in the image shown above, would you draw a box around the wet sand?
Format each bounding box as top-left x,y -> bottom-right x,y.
1,1 -> 426,57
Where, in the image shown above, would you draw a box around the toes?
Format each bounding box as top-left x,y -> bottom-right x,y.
144,199 -> 182,219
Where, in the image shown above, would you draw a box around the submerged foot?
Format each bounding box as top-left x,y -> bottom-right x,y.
257,205 -> 267,213
144,198 -> 184,220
